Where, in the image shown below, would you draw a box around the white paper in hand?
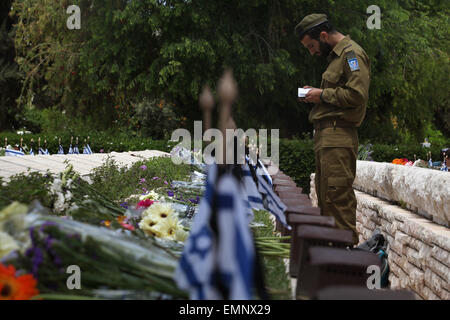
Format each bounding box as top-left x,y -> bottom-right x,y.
298,88 -> 311,98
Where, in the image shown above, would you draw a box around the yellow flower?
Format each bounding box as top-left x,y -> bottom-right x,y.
0,202 -> 28,223
0,232 -> 19,259
139,215 -> 164,237
142,203 -> 175,220
139,190 -> 161,201
158,216 -> 180,239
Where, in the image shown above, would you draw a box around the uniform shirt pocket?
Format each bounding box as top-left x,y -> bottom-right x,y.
322,70 -> 343,88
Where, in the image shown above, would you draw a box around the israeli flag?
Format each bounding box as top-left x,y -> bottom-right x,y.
5,149 -> 25,156
29,148 -> 34,155
255,167 -> 290,230
83,144 -> 93,154
58,145 -> 64,154
68,145 -> 73,154
175,164 -> 255,300
73,146 -> 80,154
242,164 -> 264,211
256,159 -> 272,186
38,147 -> 49,155
428,158 -> 433,167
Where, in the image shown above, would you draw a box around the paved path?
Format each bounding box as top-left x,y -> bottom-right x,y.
0,150 -> 170,181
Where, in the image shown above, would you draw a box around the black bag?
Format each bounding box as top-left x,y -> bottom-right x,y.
356,229 -> 390,288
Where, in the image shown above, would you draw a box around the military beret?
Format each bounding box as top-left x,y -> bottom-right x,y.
295,13 -> 328,38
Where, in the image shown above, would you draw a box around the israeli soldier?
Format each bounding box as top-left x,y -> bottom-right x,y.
295,14 -> 371,244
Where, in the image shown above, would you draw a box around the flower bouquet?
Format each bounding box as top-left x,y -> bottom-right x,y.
0,202 -> 188,299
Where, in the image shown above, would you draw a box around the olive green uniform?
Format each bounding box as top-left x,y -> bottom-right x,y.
311,36 -> 370,244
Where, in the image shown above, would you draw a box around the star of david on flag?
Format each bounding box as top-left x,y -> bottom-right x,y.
175,164 -> 255,300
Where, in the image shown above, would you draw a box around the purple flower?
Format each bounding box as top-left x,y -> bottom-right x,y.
140,165 -> 147,171
167,190 -> 174,197
139,178 -> 146,184
152,177 -> 160,180
120,202 -> 128,209
164,180 -> 168,185
31,247 -> 43,277
189,196 -> 200,204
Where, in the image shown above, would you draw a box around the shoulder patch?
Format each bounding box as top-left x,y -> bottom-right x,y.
345,50 -> 360,72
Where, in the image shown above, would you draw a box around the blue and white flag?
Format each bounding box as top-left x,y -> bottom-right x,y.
242,164 -> 264,212
38,148 -> 49,155
58,145 -> 64,154
83,144 -> 93,154
73,146 -> 80,154
255,167 -> 289,230
68,144 -> 73,154
5,149 -> 24,156
256,159 -> 272,186
29,148 -> 34,155
175,164 -> 255,300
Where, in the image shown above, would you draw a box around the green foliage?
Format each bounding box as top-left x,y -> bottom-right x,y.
6,0 -> 450,142
89,157 -> 191,203
132,98 -> 183,139
0,0 -> 23,131
279,138 -> 315,194
0,171 -> 54,210
252,209 -> 291,299
0,156 -> 191,213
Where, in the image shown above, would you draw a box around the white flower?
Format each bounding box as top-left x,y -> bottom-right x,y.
139,190 -> 161,201
49,178 -> 63,194
175,228 -> 189,242
0,231 -> 20,258
54,192 -> 67,213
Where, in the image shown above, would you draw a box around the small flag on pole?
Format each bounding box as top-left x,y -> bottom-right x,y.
5,149 -> 25,156
58,145 -> 64,154
175,164 -> 255,300
241,164 -> 265,211
256,159 -> 272,186
254,163 -> 289,230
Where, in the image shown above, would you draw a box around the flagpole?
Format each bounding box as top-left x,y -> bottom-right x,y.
217,69 -> 237,168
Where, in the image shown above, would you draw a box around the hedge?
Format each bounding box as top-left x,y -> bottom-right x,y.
278,139 -> 447,194
2,132 -> 447,194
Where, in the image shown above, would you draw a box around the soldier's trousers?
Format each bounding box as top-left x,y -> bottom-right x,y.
314,146 -> 358,244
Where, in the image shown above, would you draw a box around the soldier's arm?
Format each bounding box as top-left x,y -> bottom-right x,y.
321,50 -> 370,108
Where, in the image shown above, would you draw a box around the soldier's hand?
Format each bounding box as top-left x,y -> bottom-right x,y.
298,86 -> 312,103
305,87 -> 323,104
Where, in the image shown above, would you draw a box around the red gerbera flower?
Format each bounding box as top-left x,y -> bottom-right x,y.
136,199 -> 154,209
0,264 -> 39,300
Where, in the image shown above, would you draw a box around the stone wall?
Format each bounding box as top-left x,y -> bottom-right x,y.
353,161 -> 450,227
309,163 -> 450,300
